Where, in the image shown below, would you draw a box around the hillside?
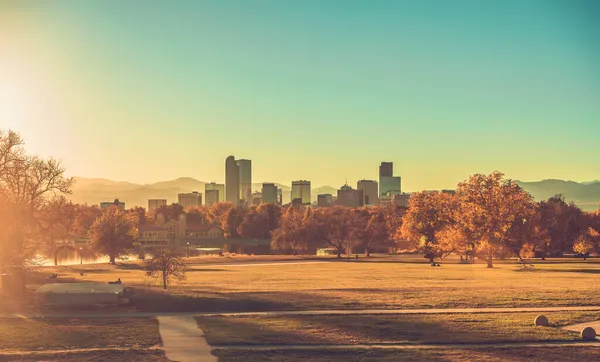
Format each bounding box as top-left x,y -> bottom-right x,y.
515,179 -> 600,211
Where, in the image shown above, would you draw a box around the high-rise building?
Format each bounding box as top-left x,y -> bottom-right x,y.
379,162 -> 393,177
178,192 -> 202,209
205,182 -> 225,202
225,156 -> 240,205
357,180 -> 379,206
317,194 -> 334,207
262,183 -> 278,204
100,199 -> 125,210
237,159 -> 252,202
291,180 -> 311,205
379,162 -> 401,197
337,184 -> 364,208
205,190 -> 219,207
148,199 -> 167,212
277,189 -> 283,205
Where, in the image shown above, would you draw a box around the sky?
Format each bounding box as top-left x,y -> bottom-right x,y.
1,0 -> 599,191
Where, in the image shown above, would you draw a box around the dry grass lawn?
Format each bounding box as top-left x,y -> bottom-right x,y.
37,255 -> 600,313
196,311 -> 600,346
212,347 -> 600,362
0,318 -> 161,351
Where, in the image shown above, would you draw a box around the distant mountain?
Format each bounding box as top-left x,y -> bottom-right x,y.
70,177 -> 340,207
516,179 -> 600,211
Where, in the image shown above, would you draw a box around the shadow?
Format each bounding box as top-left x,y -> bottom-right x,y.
516,268 -> 600,274
186,269 -> 231,273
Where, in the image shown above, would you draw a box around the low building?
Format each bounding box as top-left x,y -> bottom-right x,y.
100,199 -> 125,210
317,194 -> 334,207
138,212 -> 225,249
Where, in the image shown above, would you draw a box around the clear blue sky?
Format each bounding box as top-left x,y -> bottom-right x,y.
1,0 -> 599,190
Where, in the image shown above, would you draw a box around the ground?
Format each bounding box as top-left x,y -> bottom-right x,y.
4,254 -> 599,361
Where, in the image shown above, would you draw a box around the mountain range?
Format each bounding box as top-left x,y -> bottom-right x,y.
68,177 -> 600,212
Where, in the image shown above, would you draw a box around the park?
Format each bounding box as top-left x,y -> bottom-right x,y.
1,253 -> 600,361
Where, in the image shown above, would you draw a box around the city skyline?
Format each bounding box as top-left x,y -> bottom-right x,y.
1,1 -> 599,190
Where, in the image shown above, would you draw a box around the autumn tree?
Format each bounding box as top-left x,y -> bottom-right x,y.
90,206 -> 138,264
573,228 -> 599,260
38,197 -> 77,265
433,225 -> 471,261
0,129 -> 74,268
399,191 -> 457,262
128,206 -> 148,226
221,205 -> 246,238
271,206 -> 305,253
238,204 -> 282,240
145,247 -> 187,289
538,195 -> 585,257
73,204 -> 102,236
185,206 -> 213,225
153,203 -> 184,222
316,206 -> 353,258
364,210 -> 389,257
456,172 -> 536,268
519,243 -> 535,261
209,202 -> 234,225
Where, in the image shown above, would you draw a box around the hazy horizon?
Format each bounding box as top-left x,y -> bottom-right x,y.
2,0 -> 599,189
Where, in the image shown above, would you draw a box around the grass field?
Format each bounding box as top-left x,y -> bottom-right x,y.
35,255 -> 600,313
196,312 -> 599,346
0,318 -> 161,351
212,347 -> 600,362
0,349 -> 169,362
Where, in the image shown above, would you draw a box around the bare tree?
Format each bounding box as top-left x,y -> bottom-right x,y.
145,247 -> 187,289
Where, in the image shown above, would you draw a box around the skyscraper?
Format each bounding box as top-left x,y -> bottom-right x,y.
357,180 -> 379,206
262,183 -> 278,204
291,180 -> 311,205
237,159 -> 252,203
225,156 -> 240,205
178,192 -> 202,208
379,161 -> 401,197
205,182 -> 225,202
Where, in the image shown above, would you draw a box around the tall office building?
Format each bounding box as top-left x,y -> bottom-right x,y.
205,190 -> 219,207
291,180 -> 311,205
237,159 -> 252,203
357,180 -> 379,206
148,199 -> 167,212
262,183 -> 278,204
317,194 -> 334,207
225,156 -> 240,205
337,184 -> 364,208
205,182 -> 225,202
379,161 -> 401,197
178,192 -> 202,208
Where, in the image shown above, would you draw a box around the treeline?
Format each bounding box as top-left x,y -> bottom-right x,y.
2,129 -> 599,270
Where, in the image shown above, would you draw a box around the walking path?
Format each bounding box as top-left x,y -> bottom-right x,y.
562,320 -> 600,339
157,315 -> 216,362
4,305 -> 600,319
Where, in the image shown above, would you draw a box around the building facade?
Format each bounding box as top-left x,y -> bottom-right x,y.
337,184 -> 364,207
138,212 -> 224,248
225,156 -> 240,205
205,189 -> 220,207
291,180 -> 311,205
237,159 -> 252,203
148,199 -> 167,213
379,161 -> 401,197
178,192 -> 202,209
357,179 -> 379,206
262,183 -> 278,204
205,182 -> 225,202
317,194 -> 334,207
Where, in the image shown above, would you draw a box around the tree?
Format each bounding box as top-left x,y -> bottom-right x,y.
317,206 -> 353,258
38,196 -> 77,265
271,206 -> 305,253
519,243 -> 535,261
238,204 -> 282,240
573,228 -> 598,260
90,206 -> 138,264
145,247 -> 187,289
364,210 -> 389,257
456,172 -> 536,268
153,203 -> 184,222
222,206 -> 245,238
185,206 -> 213,225
538,195 -> 585,257
434,225 -> 470,261
73,204 -> 102,236
0,129 -> 74,268
128,206 -> 148,226
209,202 -> 234,225
398,191 -> 457,262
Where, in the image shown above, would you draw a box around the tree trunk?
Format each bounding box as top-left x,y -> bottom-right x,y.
366,249 -> 370,257
162,270 -> 168,289
110,254 -> 116,265
54,250 -> 58,266
337,252 -> 341,258
486,250 -> 493,268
